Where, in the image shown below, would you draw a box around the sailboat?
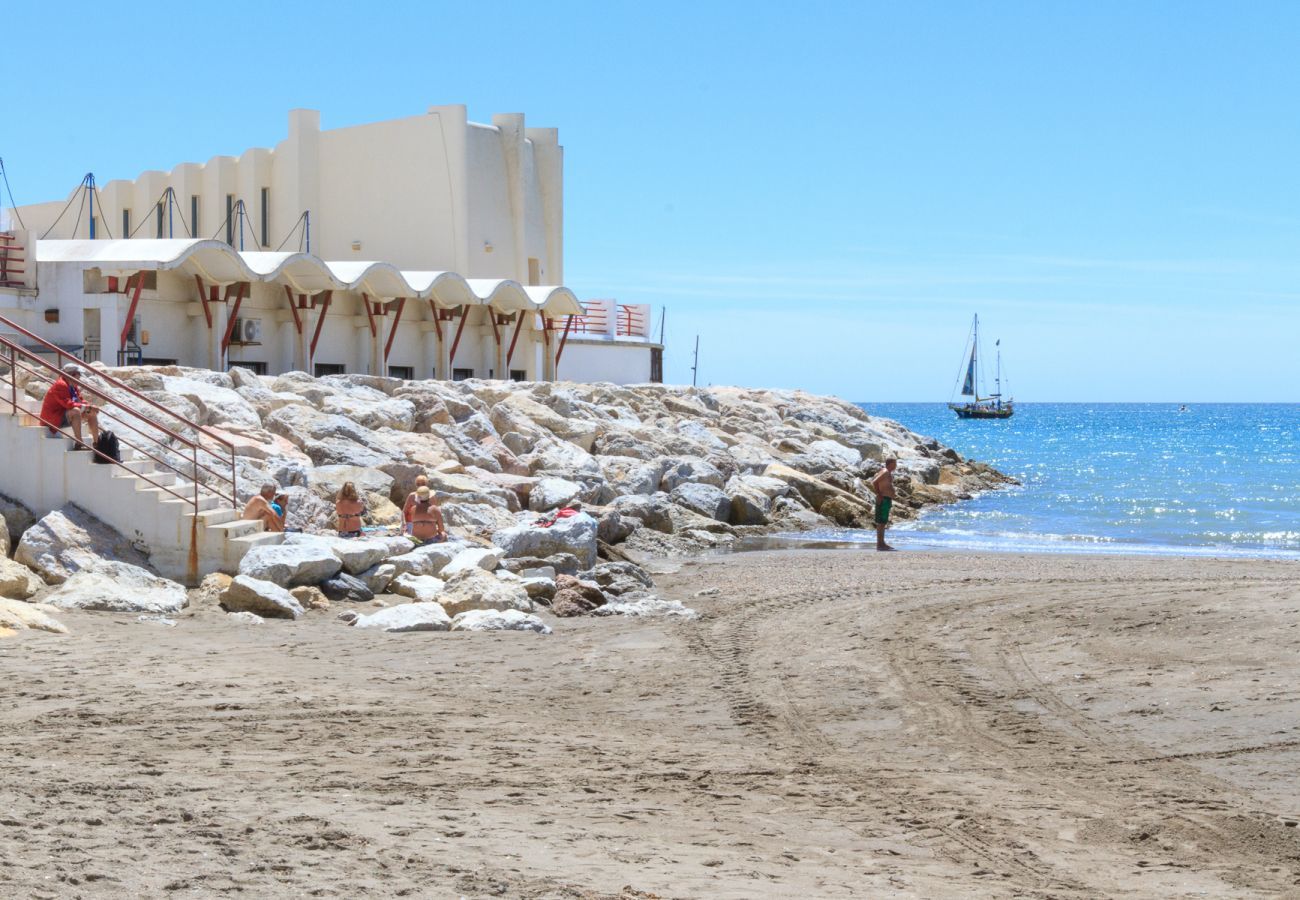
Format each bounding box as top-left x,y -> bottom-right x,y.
948,314 -> 1014,419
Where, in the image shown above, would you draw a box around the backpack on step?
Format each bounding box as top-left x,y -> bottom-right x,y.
92,429 -> 121,464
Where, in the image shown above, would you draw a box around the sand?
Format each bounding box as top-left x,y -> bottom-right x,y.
2,549 -> 1300,898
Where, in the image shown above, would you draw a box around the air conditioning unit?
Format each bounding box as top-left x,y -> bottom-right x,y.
233,317 -> 263,345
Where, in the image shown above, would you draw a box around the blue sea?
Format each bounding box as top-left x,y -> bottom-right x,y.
804,403 -> 1300,559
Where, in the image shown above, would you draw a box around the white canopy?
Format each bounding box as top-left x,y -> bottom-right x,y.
35,239 -> 584,316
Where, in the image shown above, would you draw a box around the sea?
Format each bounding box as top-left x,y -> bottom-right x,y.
793,403 -> 1300,559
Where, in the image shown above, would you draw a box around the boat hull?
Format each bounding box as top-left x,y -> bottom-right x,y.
949,403 -> 1014,420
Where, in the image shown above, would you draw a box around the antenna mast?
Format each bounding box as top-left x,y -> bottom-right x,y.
690,335 -> 699,387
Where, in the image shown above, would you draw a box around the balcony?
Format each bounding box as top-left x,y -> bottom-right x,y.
568,300 -> 653,342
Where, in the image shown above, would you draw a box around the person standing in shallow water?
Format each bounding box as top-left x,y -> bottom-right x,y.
871,457 -> 898,551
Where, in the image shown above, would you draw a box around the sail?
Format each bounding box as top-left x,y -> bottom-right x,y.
961,346 -> 976,396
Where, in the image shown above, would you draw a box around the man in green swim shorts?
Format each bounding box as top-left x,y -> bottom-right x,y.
870,457 -> 898,551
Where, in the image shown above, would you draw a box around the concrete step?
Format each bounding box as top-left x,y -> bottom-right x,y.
229,531 -> 283,552
205,518 -> 267,541
189,507 -> 240,528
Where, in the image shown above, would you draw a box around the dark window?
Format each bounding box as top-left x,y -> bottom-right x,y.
230,361 -> 268,376
650,347 -> 664,383
139,357 -> 178,366
122,209 -> 131,237
260,187 -> 270,247
509,369 -> 527,382
388,365 -> 414,380
314,363 -> 345,377
225,195 -> 235,245
190,195 -> 200,237
452,367 -> 474,381
156,202 -> 165,238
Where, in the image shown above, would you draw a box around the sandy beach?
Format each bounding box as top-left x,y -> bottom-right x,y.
3,549 -> 1300,898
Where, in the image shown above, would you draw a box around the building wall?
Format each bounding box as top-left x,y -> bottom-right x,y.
10,106 -> 563,285
558,340 -> 654,385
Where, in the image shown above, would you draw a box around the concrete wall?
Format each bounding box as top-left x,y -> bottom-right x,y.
558,340 -> 655,385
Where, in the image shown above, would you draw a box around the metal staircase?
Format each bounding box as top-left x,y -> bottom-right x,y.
0,313 -> 281,584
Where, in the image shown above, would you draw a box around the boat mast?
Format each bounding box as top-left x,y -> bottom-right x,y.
972,314 -> 980,403
995,342 -> 1001,410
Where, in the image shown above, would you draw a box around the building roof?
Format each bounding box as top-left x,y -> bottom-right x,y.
34,239 -> 584,315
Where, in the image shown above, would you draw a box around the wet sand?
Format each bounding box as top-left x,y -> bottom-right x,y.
3,550 -> 1300,898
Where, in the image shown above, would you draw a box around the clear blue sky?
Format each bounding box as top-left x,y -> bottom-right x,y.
6,1 -> 1300,401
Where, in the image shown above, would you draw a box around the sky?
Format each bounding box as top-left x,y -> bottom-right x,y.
5,0 -> 1300,401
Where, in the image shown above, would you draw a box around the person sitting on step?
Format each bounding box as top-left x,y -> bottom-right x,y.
408,485 -> 447,544
334,481 -> 367,538
39,363 -> 100,450
242,481 -> 286,533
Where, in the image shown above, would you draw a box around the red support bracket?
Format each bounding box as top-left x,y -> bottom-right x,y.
555,315 -> 574,366
541,315 -> 552,347
488,308 -> 501,345
429,300 -> 444,343
309,291 -> 332,361
194,274 -> 212,328
220,282 -> 248,354
363,293 -> 378,338
119,271 -> 146,356
384,297 -> 406,364
284,285 -> 302,333
506,311 -> 526,367
449,305 -> 470,365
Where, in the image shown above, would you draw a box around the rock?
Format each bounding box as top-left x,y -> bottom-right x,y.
439,547 -> 503,578
450,609 -> 551,634
44,562 -> 188,614
726,487 -> 771,526
806,439 -> 862,469
14,506 -> 153,585
221,575 -> 305,620
238,542 -> 343,587
596,510 -> 636,545
520,565 -> 557,580
0,597 -> 68,634
191,572 -> 233,608
609,494 -> 675,533
820,494 -> 873,528
659,458 -> 726,491
359,562 -> 397,594
593,592 -> 699,619
306,465 -> 396,504
0,493 -> 36,554
319,573 -> 375,603
764,463 -> 871,515
492,512 -> 599,569
387,542 -> 460,578
437,568 -> 532,617
582,561 -> 654,596
519,576 -> 556,601
283,533 -> 410,576
390,573 -> 447,602
290,586 -> 331,610
528,477 -> 583,512
161,375 -> 261,429
354,602 -> 452,633
555,573 -> 607,608
227,611 -> 264,625
670,483 -> 732,521
0,557 -> 43,600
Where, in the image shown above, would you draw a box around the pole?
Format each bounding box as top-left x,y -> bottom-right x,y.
658,305 -> 666,345
305,210 -> 311,254
88,175 -> 95,239
691,334 -> 699,387
167,188 -> 174,238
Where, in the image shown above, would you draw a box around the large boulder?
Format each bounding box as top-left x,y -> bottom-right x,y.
282,533 -> 410,576
609,494 -> 676,533
14,507 -> 153,585
528,477 -> 583,512
161,375 -> 261,429
497,393 -> 599,451
319,573 -> 375,604
491,512 -> 599,569
0,493 -> 36,554
670,483 -> 731,521
221,575 -> 305,619
764,463 -> 872,520
0,557 -> 43,600
353,602 -> 452,633
439,547 -> 503,578
390,573 -> 446,602
387,542 -> 461,578
238,542 -> 343,587
43,561 -> 188,614
306,466 -> 396,505
659,458 -> 726,492
450,608 -> 551,634
0,597 -> 68,634
437,568 -> 532,617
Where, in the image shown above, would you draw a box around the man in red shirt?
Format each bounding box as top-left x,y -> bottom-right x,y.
39,364 -> 100,449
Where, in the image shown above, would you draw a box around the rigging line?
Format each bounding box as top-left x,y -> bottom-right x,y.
273,211 -> 307,252
69,179 -> 89,240
39,175 -> 90,239
949,316 -> 974,402
164,187 -> 192,238
127,186 -> 174,238
0,158 -> 27,230
91,183 -> 114,239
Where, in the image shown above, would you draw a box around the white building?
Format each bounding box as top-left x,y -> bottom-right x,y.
0,106 -> 662,383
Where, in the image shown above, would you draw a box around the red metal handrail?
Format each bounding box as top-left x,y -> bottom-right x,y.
0,232 -> 24,288
616,304 -> 647,337
0,312 -> 238,514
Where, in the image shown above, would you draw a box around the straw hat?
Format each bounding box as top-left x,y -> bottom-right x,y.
416,485 -> 431,500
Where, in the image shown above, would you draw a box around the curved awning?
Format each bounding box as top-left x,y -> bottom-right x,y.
35,239 -> 587,316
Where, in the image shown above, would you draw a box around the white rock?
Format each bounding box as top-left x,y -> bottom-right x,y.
387,541 -> 461,578
0,557 -> 43,600
0,597 -> 68,634
491,512 -> 599,569
519,566 -> 557,580
354,602 -> 452,632
670,483 -> 732,521
238,542 -> 342,587
283,533 -> 410,575
221,575 -> 305,620
161,376 -> 261,429
807,439 -> 862,469
44,561 -> 188,614
528,477 -> 584,512
438,568 -> 533,617
450,608 -> 551,634
594,593 -> 699,619
359,562 -> 397,594
15,507 -> 153,585
659,458 -> 726,491
227,611 -> 264,625
439,547 -> 503,578
390,573 -> 446,602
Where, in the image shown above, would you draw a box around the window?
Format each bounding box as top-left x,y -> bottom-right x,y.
122,209 -> 131,237
230,361 -> 268,375
452,367 -> 474,381
156,202 -> 164,238
509,369 -> 527,382
650,347 -> 664,383
260,187 -> 270,248
140,357 -> 178,366
527,257 -> 540,285
190,195 -> 200,238
225,195 -> 235,245
388,365 -> 414,380
314,362 -> 345,377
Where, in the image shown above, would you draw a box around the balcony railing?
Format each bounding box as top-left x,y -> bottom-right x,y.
0,232 -> 25,289
566,301 -> 652,340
